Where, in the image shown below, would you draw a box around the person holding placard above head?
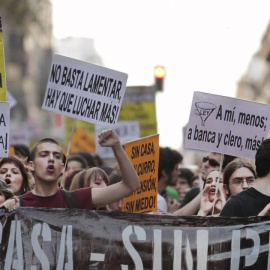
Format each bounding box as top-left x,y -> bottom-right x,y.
17,129 -> 140,210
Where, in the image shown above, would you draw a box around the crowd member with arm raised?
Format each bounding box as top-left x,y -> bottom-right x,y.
18,129 -> 140,210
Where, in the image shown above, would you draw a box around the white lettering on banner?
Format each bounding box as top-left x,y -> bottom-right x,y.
57,225 -> 73,270
153,229 -> 162,270
31,223 -> 51,270
244,229 -> 260,267
121,225 -> 146,270
5,221 -> 23,270
0,219 -> 268,269
197,230 -> 209,270
174,230 -> 182,270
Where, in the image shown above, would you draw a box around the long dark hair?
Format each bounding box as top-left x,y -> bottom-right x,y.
223,158 -> 256,195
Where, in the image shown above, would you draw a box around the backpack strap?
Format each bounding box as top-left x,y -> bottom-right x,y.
18,195 -> 23,206
62,190 -> 78,209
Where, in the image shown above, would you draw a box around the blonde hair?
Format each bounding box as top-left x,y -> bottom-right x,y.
69,167 -> 108,191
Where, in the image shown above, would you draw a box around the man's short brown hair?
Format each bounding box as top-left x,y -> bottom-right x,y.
30,138 -> 66,163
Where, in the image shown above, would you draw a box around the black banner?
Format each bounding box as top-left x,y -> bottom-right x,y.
1,208 -> 270,269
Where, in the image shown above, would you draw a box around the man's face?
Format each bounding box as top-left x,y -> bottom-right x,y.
200,153 -> 222,181
166,163 -> 180,186
29,142 -> 64,184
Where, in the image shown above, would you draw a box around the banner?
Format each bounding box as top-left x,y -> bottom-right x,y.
184,91 -> 270,160
1,208 -> 270,269
123,134 -> 159,213
0,17 -> 7,101
0,102 -> 9,157
42,54 -> 128,126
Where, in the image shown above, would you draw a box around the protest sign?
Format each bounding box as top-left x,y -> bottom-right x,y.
9,128 -> 30,146
119,86 -> 157,137
0,102 -> 9,157
123,134 -> 159,213
95,120 -> 140,158
7,91 -> 17,108
0,18 -> 7,101
1,208 -> 270,269
64,127 -> 96,155
185,91 -> 270,160
42,54 -> 128,126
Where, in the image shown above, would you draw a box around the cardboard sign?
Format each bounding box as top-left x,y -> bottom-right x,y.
123,134 -> 159,213
119,87 -> 157,137
42,54 -> 128,126
95,121 -> 140,158
185,91 -> 270,160
64,128 -> 96,155
0,102 -> 9,157
0,18 -> 7,101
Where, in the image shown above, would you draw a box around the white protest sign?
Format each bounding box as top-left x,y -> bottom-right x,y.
95,121 -> 140,158
0,102 -> 9,157
10,128 -> 30,146
184,91 -> 270,160
7,91 -> 17,108
42,54 -> 128,126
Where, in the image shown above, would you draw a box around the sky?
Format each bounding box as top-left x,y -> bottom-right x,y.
51,0 -> 270,150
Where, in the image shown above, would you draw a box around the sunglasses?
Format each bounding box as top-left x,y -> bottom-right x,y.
203,156 -> 220,167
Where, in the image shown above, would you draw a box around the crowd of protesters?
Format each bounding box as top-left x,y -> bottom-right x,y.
1,130 -> 270,219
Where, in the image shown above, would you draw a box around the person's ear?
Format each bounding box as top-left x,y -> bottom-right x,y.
162,169 -> 168,180
60,162 -> 65,175
28,161 -> 35,173
223,184 -> 229,197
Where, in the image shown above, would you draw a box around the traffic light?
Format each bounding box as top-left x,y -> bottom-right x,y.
154,66 -> 165,91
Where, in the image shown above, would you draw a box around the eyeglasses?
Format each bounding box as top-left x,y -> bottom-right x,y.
230,177 -> 256,186
202,156 -> 220,167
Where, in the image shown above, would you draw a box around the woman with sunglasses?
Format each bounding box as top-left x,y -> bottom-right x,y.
0,156 -> 31,196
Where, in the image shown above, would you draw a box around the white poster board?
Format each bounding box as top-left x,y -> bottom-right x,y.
7,91 -> 17,108
9,128 -> 30,146
42,54 -> 128,126
184,91 -> 270,160
95,121 -> 140,158
0,102 -> 9,157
